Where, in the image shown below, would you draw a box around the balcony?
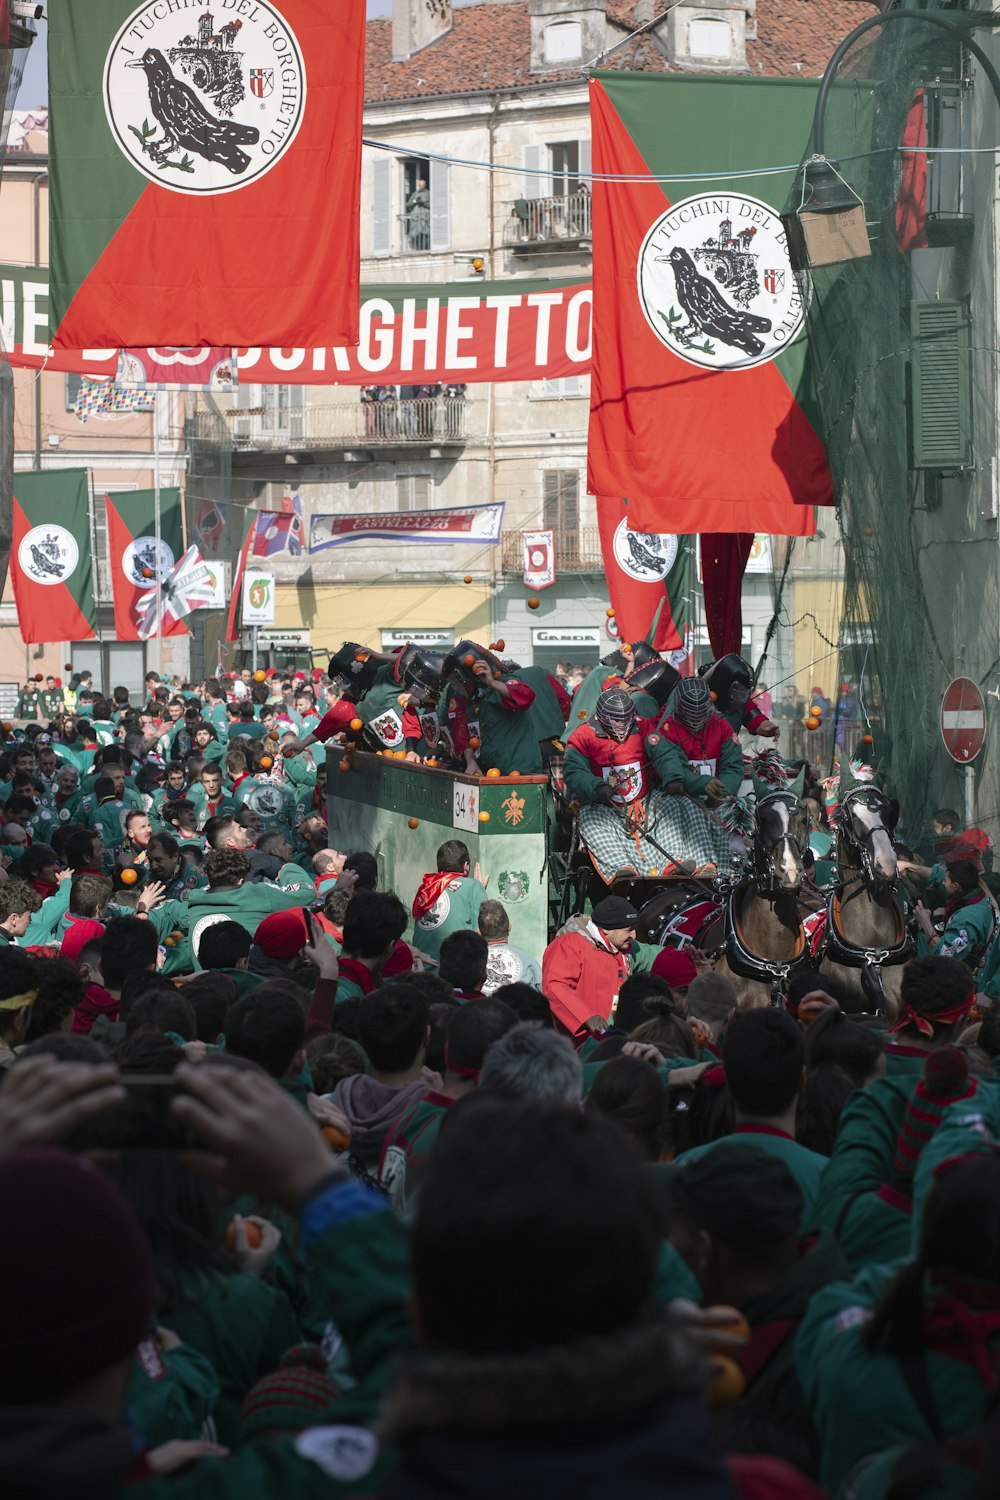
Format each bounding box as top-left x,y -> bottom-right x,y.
504,193 -> 592,252
203,396 -> 469,454
500,526 -> 603,573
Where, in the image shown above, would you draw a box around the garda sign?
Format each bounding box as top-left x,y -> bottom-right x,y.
531,628 -> 601,647
941,677 -> 986,763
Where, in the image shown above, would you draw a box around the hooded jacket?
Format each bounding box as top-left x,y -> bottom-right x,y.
541,917 -> 660,1034
330,1074 -> 430,1170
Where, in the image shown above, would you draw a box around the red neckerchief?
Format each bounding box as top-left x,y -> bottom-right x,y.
923,1273 -> 1000,1389
338,955 -> 376,995
943,886 -> 987,924
412,871 -> 458,919
734,1122 -> 795,1142
887,991 -> 975,1040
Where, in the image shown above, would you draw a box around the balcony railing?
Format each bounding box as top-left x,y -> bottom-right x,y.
399,211 -> 431,253
500,526 -> 603,573
504,192 -> 592,249
208,397 -> 469,451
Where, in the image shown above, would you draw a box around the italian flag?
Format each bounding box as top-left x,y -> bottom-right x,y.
588,73 -> 834,536
105,488 -> 186,641
11,470 -> 98,643
48,0 -> 365,349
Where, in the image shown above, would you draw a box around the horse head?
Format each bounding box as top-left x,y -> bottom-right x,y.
840,784 -> 899,889
753,783 -> 809,895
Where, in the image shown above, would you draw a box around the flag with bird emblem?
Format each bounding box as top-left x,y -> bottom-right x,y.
11,471 -> 98,643
105,488 -> 187,642
47,0 -> 364,349
588,74 -> 834,537
595,497 -> 690,655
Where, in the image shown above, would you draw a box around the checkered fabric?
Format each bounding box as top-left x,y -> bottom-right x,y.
579,790 -> 733,884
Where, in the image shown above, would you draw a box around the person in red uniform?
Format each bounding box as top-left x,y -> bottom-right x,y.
649,676 -> 744,807
563,687 -> 658,808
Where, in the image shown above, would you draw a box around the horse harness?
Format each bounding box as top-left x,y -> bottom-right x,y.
725,789 -> 812,1006
823,786 -> 912,1011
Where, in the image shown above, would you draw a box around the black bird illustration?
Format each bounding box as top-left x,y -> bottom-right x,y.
126,49 -> 259,175
665,247 -> 773,357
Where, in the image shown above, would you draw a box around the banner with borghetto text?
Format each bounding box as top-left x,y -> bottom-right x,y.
311,503 -> 505,551
0,265 -> 592,384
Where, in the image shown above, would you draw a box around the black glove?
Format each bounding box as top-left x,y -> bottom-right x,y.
592,782 -> 616,807
665,779 -> 684,796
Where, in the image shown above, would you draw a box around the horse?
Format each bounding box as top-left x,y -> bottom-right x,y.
638,777 -> 811,1008
817,780 -> 911,1016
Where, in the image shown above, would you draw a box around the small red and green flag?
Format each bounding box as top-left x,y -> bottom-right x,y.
588,73 -> 835,538
104,488 -> 186,642
48,0 -> 365,350
12,470 -> 98,643
595,496 -> 690,652
226,510 -> 258,642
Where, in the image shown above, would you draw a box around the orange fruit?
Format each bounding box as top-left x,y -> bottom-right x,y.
350,718 -> 363,731
805,715 -> 820,731
710,690 -> 718,702
468,736 -> 480,750
463,574 -> 473,584
495,639 -> 505,650
408,817 -> 419,829
606,607 -> 615,618
253,670 -> 266,682
509,770 -> 520,778
259,755 -> 272,770
463,653 -> 476,667
578,709 -> 587,720
338,758 -> 351,773
706,1356 -> 745,1411
268,730 -> 279,741
354,652 -> 368,662
425,757 -> 438,768
486,767 -> 501,778
527,598 -> 540,609
322,1123 -> 352,1151
478,810 -> 490,823
141,566 -> 154,579
861,732 -> 874,745
34,673 -> 43,682
810,703 -> 823,717
224,1220 -> 262,1251
119,868 -> 138,886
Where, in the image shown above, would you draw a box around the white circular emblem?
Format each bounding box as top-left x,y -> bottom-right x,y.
18,525 -> 79,586
612,520 -> 678,583
637,193 -> 804,371
122,536 -> 175,587
103,0 -> 307,196
417,890 -> 451,930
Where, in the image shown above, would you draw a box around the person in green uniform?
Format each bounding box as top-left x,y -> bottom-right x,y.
411,839 -> 489,963
569,642 -> 663,726
912,857 -> 995,970
16,680 -> 44,719
187,765 -> 236,829
674,1008 -> 827,1228
701,655 -> 781,741
187,848 -> 314,965
146,832 -> 207,902
88,778 -> 129,874
443,643 -> 542,777
41,676 -> 65,719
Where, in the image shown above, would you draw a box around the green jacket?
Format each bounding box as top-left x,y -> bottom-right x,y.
24,881 -> 72,947
676,1127 -> 827,1232
126,1335 -> 220,1449
796,1259 -> 999,1496
916,887 -> 995,970
646,724 -> 744,800
187,882 -> 313,962
358,670 -> 409,752
474,676 -> 544,775
410,874 -> 488,962
517,664 -> 567,743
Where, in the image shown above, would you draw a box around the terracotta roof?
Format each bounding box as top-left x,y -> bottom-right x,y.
365,0 -> 879,102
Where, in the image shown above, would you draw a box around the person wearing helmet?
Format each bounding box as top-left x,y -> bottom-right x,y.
648,677 -> 744,808
442,643 -> 541,776
703,655 -> 780,741
568,642 -> 664,726
564,687 -> 658,809
356,647 -> 431,757
401,648 -> 446,758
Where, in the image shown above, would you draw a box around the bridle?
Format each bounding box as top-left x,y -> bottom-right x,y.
750,789 -> 808,901
825,784 -> 911,1010
837,785 -> 898,893
725,788 -> 811,1004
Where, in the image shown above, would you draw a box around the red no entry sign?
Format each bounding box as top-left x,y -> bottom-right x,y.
941,677 -> 986,763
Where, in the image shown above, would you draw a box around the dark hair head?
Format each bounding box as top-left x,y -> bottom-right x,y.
0,879 -> 41,924
17,844 -> 58,881
490,982 -> 554,1028
477,900 -> 510,941
436,839 -> 470,873
343,851 -> 378,891
148,831 -> 180,862
205,848 -> 251,890
178,973 -> 236,1044
614,973 -> 677,1035
629,1006 -> 698,1059
101,916 -> 159,992
424,1001 -> 457,1076
341,891 -> 408,961
722,1008 -> 804,1117
586,1055 -> 672,1161
947,859 -> 980,894
125,988 -> 197,1043
804,1007 -> 884,1085
306,1033 -> 368,1093
445,997 -> 518,1077
197,919 -> 252,971
933,808 -> 960,829
785,967 -> 866,1017
118,971 -> 178,1020
412,1097 -> 665,1355
17,1032 -> 109,1064
205,815 -> 242,851
225,982 -> 307,1078
899,955 -> 975,1037
24,956 -> 86,1043
66,827 -> 103,869
438,930 -> 488,994
356,984 -> 429,1074
93,776 -> 117,803
69,872 -> 113,919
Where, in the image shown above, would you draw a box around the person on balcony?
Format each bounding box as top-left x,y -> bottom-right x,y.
407,177 -> 430,250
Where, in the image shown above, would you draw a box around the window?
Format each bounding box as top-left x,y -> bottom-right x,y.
540,376 -> 586,398
544,20 -> 582,64
396,474 -> 431,511
542,470 -> 580,532
401,155 -> 431,251
688,17 -> 733,59
65,373 -> 84,411
549,141 -> 580,197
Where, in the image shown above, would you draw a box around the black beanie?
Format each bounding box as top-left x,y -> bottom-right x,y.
591,895 -> 640,929
667,1141 -> 803,1251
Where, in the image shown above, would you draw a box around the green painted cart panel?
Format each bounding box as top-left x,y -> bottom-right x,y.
328,755 -> 553,960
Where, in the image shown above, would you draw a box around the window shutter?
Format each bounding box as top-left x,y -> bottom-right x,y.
429,159 -> 450,251
371,156 -> 392,258
523,144 -> 544,200
561,471 -> 580,530
910,300 -> 972,467
579,138 -> 591,187
542,470 -> 580,529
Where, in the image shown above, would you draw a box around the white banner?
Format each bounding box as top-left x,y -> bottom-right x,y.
522,529 -> 556,590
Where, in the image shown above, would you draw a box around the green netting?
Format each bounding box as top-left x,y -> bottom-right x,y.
785,0 -> 1000,846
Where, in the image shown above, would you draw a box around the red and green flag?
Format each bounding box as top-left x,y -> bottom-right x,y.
588,73 -> 834,538
11,470 -> 98,643
595,495 -> 689,652
226,510 -> 257,642
48,0 -> 364,350
105,488 -> 186,641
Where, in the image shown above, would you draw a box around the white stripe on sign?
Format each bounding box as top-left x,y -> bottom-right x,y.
943,711 -> 985,730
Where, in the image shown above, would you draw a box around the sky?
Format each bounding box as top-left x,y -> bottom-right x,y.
14,0 -> 488,109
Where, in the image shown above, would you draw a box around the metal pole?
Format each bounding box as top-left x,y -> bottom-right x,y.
964,763 -> 975,829
153,390 -> 163,681
252,623 -> 259,674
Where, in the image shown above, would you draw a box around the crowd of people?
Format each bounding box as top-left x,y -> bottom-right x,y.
0,647 -> 998,1498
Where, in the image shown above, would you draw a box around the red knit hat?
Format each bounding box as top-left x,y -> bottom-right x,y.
61,918 -> 105,965
0,1149 -> 154,1401
893,1047 -> 978,1180
239,1346 -> 339,1442
651,948 -> 699,990
254,907 -> 308,959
